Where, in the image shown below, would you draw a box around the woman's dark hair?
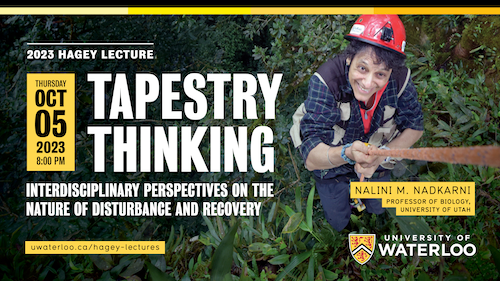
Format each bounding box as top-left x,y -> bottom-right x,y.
343,39 -> 406,71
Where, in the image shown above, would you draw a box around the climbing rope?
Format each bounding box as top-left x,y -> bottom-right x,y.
354,145 -> 500,212
368,145 -> 500,168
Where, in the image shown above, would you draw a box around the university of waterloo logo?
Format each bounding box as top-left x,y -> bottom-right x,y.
349,234 -> 376,265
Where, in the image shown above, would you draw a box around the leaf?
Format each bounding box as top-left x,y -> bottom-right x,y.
433,131 -> 451,138
261,224 -> 269,239
436,119 -> 451,131
275,250 -> 312,281
387,209 -> 439,262
471,127 -> 488,139
89,255 -> 113,271
472,112 -> 480,122
283,205 -> 296,217
68,258 -> 80,271
323,269 -> 339,280
133,219 -> 152,240
165,226 -> 176,250
97,271 -> 113,281
119,259 -> 144,278
393,161 -> 407,178
416,272 -> 433,281
442,275 -> 468,281
295,185 -> 302,213
282,212 -> 303,234
485,175 -> 495,185
148,255 -> 167,273
306,186 -> 315,230
298,221 -> 312,233
488,245 -> 500,275
268,254 -> 290,265
455,114 -> 470,124
447,163 -> 456,179
202,215 -> 221,244
469,45 -> 485,53
248,242 -> 270,253
388,209 -> 434,236
210,220 -> 241,280
267,201 -> 277,224
5,15 -> 20,24
307,254 -> 314,281
108,256 -> 129,275
458,122 -> 475,132
145,261 -> 175,281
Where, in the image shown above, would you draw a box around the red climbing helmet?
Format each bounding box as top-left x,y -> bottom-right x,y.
345,14 -> 406,58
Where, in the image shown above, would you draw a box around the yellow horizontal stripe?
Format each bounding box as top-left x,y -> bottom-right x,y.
128,7 -> 251,15
0,7 -> 128,15
250,7 -> 374,15
1,6 -> 500,15
374,7 -> 500,15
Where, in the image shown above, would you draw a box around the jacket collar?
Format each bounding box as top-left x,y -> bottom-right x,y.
339,62 -> 354,102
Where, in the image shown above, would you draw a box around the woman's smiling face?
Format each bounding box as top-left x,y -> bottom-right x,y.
347,47 -> 392,105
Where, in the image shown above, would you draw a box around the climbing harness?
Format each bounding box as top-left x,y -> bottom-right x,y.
350,198 -> 366,212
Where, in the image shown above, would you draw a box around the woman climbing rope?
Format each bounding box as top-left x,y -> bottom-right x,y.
290,15 -> 424,231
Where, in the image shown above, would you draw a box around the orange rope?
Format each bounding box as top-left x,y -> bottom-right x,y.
368,145 -> 500,167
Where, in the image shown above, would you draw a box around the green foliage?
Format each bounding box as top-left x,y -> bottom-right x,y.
145,261 -> 175,281
210,220 -> 241,280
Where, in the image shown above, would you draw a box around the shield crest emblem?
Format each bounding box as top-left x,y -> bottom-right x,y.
349,234 -> 376,265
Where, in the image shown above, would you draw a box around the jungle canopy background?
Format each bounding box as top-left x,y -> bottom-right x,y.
1,15 -> 500,280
